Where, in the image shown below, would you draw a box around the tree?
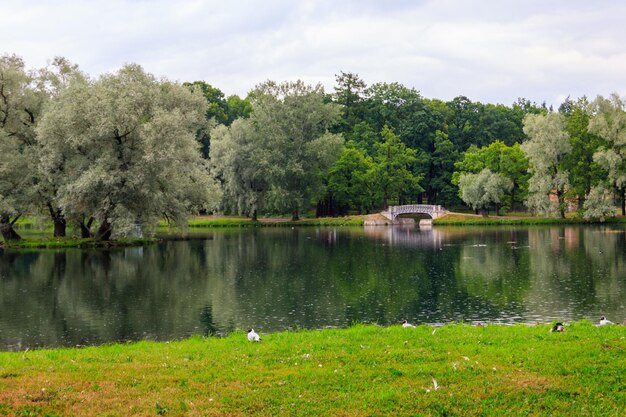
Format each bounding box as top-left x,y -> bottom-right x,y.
333,71 -> 366,133
0,54 -> 41,241
582,186 -> 615,221
32,57 -> 86,237
184,81 -> 252,158
560,97 -> 605,211
210,119 -> 267,220
458,168 -> 513,215
326,141 -> 375,214
428,130 -> 460,205
453,140 -> 529,211
521,113 -> 571,218
248,80 -> 344,220
371,125 -> 423,209
587,94 -> 626,215
37,64 -> 221,240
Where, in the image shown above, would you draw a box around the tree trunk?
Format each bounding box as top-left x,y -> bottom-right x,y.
0,215 -> 22,241
291,210 -> 299,222
251,209 -> 258,222
621,186 -> 626,216
47,204 -> 66,237
557,189 -> 566,219
95,219 -> 112,241
53,218 -> 67,238
510,186 -> 516,212
79,217 -> 94,238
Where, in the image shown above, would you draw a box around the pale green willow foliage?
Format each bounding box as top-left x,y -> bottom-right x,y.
458,168 -> 512,212
210,119 -> 266,218
578,94 -> 626,219
521,113 -> 571,217
588,94 -> 626,192
212,80 -> 343,220
37,64 -> 221,237
583,185 -> 615,220
0,55 -> 41,227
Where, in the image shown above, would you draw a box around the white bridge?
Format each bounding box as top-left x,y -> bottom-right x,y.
381,204 -> 448,221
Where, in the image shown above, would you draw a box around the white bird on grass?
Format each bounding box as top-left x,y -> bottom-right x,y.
402,320 -> 415,328
247,328 -> 262,342
599,316 -> 613,326
550,322 -> 565,333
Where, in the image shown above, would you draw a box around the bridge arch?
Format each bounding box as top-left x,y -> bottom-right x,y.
381,204 -> 448,221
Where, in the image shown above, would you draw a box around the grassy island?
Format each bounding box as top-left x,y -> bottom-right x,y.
0,323 -> 624,416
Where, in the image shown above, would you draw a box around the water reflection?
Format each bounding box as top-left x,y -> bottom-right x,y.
1,225 -> 625,350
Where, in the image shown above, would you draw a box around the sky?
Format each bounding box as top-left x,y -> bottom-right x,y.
2,0 -> 625,107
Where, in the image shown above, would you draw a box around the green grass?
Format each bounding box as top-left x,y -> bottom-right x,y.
165,215 -> 365,228
0,323 -> 624,416
0,237 -> 157,249
434,212 -> 626,226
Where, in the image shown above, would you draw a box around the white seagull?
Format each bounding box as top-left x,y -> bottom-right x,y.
599,316 -> 613,326
247,328 -> 262,342
402,320 -> 416,328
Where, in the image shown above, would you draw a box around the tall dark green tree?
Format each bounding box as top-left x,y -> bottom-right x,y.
428,130 -> 460,205
326,141 -> 375,214
333,71 -> 367,133
557,97 -> 605,211
371,126 -> 422,209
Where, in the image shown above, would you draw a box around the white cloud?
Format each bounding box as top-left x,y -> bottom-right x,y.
1,0 -> 625,106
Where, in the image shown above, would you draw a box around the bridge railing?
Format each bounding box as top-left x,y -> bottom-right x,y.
387,204 -> 447,219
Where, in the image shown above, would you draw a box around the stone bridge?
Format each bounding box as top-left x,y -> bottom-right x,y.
381,204 -> 448,221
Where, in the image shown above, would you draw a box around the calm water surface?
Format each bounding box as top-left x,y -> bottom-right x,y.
1,225 -> 625,350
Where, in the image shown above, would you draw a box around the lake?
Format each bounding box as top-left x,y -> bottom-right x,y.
1,225 -> 625,351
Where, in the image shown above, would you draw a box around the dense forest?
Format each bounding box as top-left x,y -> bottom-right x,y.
1,54 -> 625,241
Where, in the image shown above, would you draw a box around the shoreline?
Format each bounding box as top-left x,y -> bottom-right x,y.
3,213 -> 625,249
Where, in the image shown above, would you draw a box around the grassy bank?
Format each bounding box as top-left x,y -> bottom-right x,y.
0,237 -> 157,250
176,215 -> 365,228
1,216 -> 364,248
434,212 -> 626,226
1,323 -> 624,416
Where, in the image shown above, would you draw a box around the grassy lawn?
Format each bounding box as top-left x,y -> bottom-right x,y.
0,323 -> 624,416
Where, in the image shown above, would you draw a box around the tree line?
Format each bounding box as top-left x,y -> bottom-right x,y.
2,54 -> 625,241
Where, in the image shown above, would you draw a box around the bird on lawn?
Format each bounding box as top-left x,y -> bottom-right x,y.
550,322 -> 565,333
247,328 -> 262,342
402,320 -> 416,328
599,316 -> 613,326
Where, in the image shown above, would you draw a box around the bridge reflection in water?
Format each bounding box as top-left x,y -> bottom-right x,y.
363,224 -> 444,248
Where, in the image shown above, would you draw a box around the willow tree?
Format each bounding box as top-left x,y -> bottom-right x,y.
0,54 -> 42,241
248,80 -> 343,220
37,64 -> 221,240
458,168 -> 513,216
587,94 -> 626,216
210,119 -> 267,220
521,113 -> 571,218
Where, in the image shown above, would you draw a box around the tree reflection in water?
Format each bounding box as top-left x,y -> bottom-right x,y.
1,225 -> 625,350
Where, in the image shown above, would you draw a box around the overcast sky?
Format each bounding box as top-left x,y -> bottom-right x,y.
2,0 -> 625,106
